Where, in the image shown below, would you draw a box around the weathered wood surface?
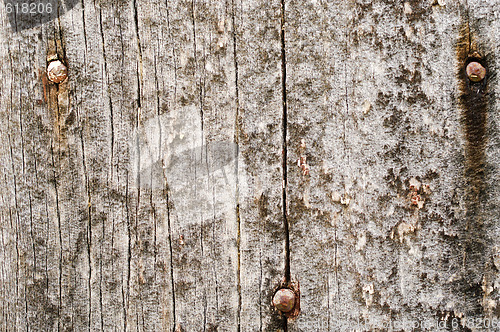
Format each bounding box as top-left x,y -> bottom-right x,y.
286,0 -> 500,330
0,0 -> 498,331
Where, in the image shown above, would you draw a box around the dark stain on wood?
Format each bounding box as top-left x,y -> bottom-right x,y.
38,68 -> 49,105
45,38 -> 72,144
457,32 -> 488,205
456,26 -> 489,207
455,19 -> 491,318
257,193 -> 270,219
26,278 -> 59,329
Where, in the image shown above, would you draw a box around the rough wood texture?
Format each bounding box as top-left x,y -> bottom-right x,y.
0,0 -> 498,331
286,0 -> 500,330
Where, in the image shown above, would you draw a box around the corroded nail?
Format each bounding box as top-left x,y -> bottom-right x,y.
466,61 -> 486,82
272,288 -> 295,313
47,60 -> 68,83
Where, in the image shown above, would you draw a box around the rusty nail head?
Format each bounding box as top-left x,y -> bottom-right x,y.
272,288 -> 295,313
466,61 -> 486,82
47,60 -> 68,84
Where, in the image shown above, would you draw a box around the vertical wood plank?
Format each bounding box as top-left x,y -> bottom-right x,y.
64,0 -> 153,330
0,11 -> 92,331
285,2 -> 351,328
284,0 -> 500,329
59,1 -> 138,329
466,0 -> 500,321
133,0 -> 240,330
235,0 -> 287,330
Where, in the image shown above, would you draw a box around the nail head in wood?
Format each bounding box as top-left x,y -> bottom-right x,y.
466,61 -> 486,82
47,60 -> 68,84
272,288 -> 295,313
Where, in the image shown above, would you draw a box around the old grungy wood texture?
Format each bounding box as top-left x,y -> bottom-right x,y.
286,0 -> 499,331
234,0 -> 286,330
0,0 -> 287,331
0,1 -> 498,332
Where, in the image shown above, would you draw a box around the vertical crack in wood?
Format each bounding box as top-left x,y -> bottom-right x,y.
97,9 -> 113,331
17,72 -> 26,175
153,55 -> 163,168
124,175 -> 131,332
191,0 -> 204,132
49,141 -> 63,330
151,56 -> 161,329
80,0 -> 88,56
280,0 -> 290,330
164,1 -> 178,102
79,127 -> 92,332
166,187 -> 177,332
162,2 -> 178,331
98,8 -> 115,176
280,0 -> 290,284
55,14 -> 67,63
203,294 -> 207,332
133,0 -> 143,111
259,251 -> 263,331
132,2 -> 143,329
326,274 -> 330,330
28,192 -> 35,281
5,44 -> 21,327
8,130 -> 22,326
12,38 -> 30,327
210,181 -> 220,313
342,62 -> 349,165
231,0 -> 242,329
190,2 -> 210,328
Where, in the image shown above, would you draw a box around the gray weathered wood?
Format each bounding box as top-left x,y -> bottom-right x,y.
286,0 -> 500,330
0,0 -> 498,331
235,0 -> 286,330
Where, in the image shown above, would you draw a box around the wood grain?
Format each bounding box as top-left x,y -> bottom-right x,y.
0,0 -> 498,331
